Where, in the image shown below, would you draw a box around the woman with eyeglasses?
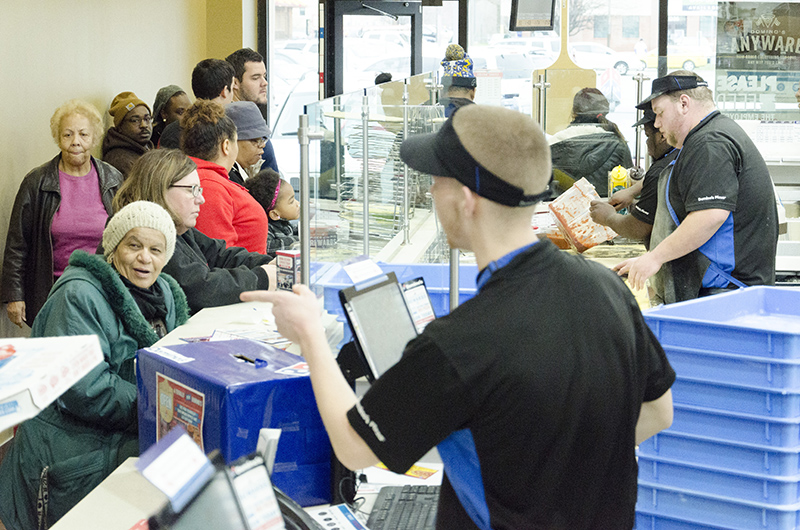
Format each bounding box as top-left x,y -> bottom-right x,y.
101,91 -> 154,177
1,99 -> 123,328
179,99 -> 269,253
113,149 -> 276,314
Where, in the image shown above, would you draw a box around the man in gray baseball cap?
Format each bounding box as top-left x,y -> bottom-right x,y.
241,104 -> 674,529
614,71 -> 778,304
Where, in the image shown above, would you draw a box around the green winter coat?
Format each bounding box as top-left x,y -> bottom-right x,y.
0,251 -> 188,530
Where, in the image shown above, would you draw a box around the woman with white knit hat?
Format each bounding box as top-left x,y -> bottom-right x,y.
0,201 -> 189,530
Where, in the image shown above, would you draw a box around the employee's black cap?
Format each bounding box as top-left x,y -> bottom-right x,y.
636,75 -> 709,110
633,108 -> 657,127
399,105 -> 550,208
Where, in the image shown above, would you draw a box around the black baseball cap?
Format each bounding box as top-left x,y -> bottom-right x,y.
399,106 -> 550,208
633,108 -> 657,127
636,75 -> 709,110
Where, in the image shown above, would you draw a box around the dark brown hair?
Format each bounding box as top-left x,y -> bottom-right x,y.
180,99 -> 237,161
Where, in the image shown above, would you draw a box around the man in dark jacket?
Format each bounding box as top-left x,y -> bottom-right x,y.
225,48 -> 279,173
440,44 -> 477,117
102,91 -> 153,177
549,88 -> 632,196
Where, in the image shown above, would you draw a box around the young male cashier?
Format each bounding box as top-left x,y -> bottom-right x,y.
243,105 -> 675,529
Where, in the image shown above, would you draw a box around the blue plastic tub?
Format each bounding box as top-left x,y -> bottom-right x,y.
663,344 -> 800,389
644,287 -> 800,360
638,454 -> 800,505
637,481 -> 800,530
313,262 -> 479,320
635,512 -> 736,529
669,403 -> 800,447
638,431 -> 800,477
671,377 -> 800,418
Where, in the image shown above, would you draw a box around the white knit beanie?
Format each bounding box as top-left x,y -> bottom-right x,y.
103,201 -> 177,262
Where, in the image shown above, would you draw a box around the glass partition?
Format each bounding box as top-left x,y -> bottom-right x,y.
299,71 -> 450,266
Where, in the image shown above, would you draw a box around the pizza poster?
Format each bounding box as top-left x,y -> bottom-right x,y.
156,373 -> 205,451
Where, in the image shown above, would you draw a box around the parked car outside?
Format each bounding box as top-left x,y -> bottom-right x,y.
568,42 -> 642,75
470,49 -> 544,114
345,55 -> 441,94
278,39 -> 319,70
641,47 -> 711,71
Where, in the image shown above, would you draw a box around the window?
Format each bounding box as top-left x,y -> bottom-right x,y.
593,16 -> 609,39
622,17 -> 639,39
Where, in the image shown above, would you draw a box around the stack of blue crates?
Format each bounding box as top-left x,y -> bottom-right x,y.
636,287 -> 800,530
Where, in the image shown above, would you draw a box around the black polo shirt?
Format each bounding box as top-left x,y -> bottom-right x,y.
668,111 -> 777,286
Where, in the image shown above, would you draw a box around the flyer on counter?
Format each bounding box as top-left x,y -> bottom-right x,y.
156,373 -> 205,451
0,335 -> 103,432
306,504 -> 369,529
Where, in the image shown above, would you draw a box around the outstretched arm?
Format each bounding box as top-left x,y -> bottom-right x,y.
241,287 -> 379,470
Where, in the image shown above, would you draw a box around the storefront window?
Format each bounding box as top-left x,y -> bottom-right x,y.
622,16 -> 640,39
593,16 -> 609,38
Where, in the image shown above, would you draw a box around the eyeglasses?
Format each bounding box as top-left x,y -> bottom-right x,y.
248,137 -> 267,148
171,184 -> 203,197
126,115 -> 153,126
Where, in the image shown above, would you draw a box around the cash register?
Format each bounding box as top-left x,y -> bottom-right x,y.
337,272 -> 440,530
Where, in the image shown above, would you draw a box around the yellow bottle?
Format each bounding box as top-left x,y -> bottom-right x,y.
607,165 -> 630,214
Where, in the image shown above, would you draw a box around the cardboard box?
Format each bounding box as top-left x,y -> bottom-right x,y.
136,339 -> 332,506
0,335 -> 103,432
276,250 -> 301,291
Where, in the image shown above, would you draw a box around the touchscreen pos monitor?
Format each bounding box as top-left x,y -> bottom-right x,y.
148,452 -> 321,530
339,272 -> 419,382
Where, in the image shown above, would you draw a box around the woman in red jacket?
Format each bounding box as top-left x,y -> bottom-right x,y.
179,99 -> 268,253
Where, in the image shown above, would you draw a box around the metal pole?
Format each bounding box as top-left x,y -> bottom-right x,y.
449,248 -> 459,312
298,114 -> 311,285
533,74 -> 550,127
333,95 -> 342,207
402,81 -> 410,244
632,71 -> 650,168
361,94 -> 370,256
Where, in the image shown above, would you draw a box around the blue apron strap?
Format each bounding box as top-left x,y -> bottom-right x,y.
705,261 -> 748,289
664,159 -> 680,227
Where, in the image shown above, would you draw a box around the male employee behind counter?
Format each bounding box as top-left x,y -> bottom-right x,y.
243,105 -> 675,529
614,72 -> 778,304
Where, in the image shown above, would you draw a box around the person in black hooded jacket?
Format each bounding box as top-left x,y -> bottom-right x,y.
549,88 -> 632,196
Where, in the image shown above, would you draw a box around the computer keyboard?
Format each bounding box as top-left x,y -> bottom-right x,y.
366,485 -> 440,530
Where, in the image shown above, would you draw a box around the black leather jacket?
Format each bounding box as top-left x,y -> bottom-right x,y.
1,154 -> 122,325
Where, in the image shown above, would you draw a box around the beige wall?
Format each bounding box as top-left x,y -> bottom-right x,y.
0,1 -> 264,338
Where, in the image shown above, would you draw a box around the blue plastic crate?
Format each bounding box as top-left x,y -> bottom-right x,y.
669,403 -> 800,447
313,262 -> 479,320
637,481 -> 800,530
638,431 -> 800,477
663,344 -> 800,389
644,287 -> 800,359
672,377 -> 800,418
638,454 -> 800,505
635,512 -> 733,529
